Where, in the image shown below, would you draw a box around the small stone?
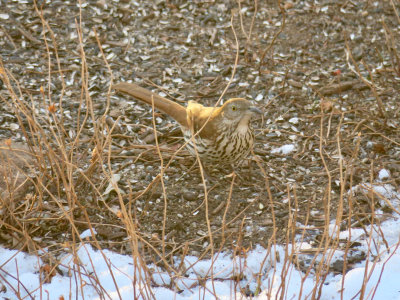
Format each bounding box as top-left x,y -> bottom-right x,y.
182,190 -> 197,201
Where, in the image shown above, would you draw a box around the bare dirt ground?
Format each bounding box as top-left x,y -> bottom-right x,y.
1,0 -> 399,274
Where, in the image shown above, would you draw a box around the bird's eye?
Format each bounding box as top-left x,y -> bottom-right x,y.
232,105 -> 237,111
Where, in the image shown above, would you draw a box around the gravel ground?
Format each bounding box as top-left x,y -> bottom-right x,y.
1,0 -> 400,271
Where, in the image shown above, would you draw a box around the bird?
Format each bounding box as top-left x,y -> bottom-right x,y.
113,82 -> 261,165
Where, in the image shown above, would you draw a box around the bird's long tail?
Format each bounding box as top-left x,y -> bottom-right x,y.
113,82 -> 188,128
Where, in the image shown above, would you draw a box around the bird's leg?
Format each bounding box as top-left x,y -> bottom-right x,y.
224,157 -> 253,183
198,159 -> 215,183
246,157 -> 254,181
226,163 -> 245,183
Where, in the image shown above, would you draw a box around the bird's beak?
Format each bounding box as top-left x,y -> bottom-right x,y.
249,106 -> 262,114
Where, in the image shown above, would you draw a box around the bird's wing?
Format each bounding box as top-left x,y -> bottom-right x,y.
186,101 -> 220,139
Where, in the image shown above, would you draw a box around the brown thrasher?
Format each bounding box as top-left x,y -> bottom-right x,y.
113,82 -> 261,164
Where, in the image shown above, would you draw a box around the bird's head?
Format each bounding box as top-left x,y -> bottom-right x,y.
220,98 -> 262,125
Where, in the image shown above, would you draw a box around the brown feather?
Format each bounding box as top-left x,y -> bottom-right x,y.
186,101 -> 220,139
113,82 -> 188,128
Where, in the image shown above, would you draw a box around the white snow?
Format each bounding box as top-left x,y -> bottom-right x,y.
271,144 -> 296,155
255,94 -> 264,101
1,170 -> 400,299
378,169 -> 390,180
80,228 -> 97,239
